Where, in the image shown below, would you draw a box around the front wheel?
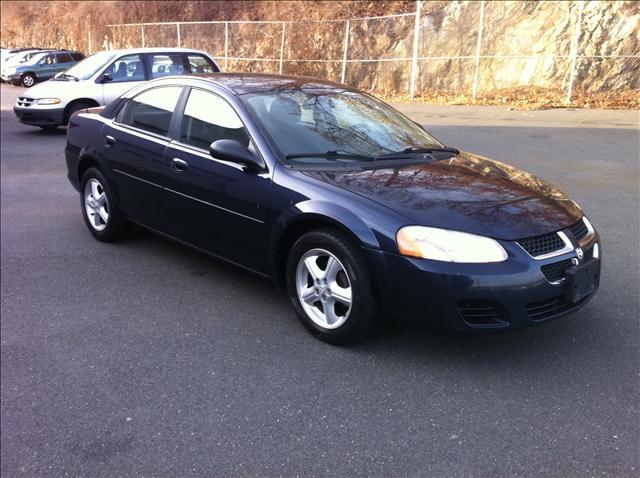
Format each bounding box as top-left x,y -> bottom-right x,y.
80,167 -> 130,242
286,228 -> 378,344
21,73 -> 36,87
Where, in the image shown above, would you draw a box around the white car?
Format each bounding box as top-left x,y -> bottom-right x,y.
13,47 -> 221,130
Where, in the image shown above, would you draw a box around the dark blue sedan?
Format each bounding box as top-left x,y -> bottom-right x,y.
65,73 -> 601,343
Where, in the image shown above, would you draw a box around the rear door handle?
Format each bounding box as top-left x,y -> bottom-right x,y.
171,157 -> 189,172
104,135 -> 116,148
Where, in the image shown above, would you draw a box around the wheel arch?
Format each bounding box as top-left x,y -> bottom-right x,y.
270,202 -> 382,289
20,71 -> 37,84
76,152 -> 122,206
77,154 -> 100,185
64,98 -> 101,124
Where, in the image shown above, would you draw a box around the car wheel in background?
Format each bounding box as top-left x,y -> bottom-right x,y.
286,228 -> 378,344
65,101 -> 91,125
21,73 -> 36,87
80,167 -> 130,242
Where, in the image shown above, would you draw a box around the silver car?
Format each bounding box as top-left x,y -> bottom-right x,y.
13,47 -> 221,130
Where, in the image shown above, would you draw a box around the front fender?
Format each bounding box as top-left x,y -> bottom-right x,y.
268,199 -> 394,285
274,199 -> 382,249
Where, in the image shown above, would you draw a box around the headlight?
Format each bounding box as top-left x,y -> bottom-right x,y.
35,98 -> 61,105
396,226 -> 508,263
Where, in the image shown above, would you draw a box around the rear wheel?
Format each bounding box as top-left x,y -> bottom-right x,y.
286,228 -> 378,344
80,167 -> 130,242
21,73 -> 36,87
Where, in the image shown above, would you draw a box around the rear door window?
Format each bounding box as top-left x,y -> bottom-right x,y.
186,54 -> 218,74
148,53 -> 185,79
116,86 -> 183,137
70,52 -> 84,61
105,54 -> 145,83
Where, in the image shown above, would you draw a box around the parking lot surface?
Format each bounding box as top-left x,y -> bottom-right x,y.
1,83 -> 638,477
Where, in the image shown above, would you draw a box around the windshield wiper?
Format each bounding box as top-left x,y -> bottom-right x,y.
375,146 -> 459,160
56,73 -> 79,81
286,150 -> 375,162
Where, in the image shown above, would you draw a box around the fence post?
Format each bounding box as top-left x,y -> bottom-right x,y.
141,25 -> 145,48
340,20 -> 350,84
409,1 -> 422,98
176,23 -> 181,47
279,22 -> 286,74
224,21 -> 229,70
566,0 -> 585,105
87,29 -> 92,54
471,0 -> 485,101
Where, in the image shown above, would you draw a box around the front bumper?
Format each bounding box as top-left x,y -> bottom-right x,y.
13,105 -> 65,127
6,73 -> 22,84
366,234 -> 600,331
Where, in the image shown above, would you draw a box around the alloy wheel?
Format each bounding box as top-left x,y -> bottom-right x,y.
84,178 -> 109,231
296,248 -> 353,329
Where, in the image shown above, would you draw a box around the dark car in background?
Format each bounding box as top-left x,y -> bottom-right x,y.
3,50 -> 84,87
64,74 -> 601,344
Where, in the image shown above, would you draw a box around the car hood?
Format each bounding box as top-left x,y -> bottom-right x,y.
302,152 -> 583,240
20,78 -> 83,99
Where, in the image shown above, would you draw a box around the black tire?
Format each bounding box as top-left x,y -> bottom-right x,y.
286,228 -> 378,344
80,167 -> 130,242
21,73 -> 36,87
65,101 -> 90,125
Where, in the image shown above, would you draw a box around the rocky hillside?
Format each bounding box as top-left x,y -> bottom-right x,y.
2,0 -> 638,106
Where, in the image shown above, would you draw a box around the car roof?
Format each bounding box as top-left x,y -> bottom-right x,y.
171,73 -> 347,96
101,47 -> 211,56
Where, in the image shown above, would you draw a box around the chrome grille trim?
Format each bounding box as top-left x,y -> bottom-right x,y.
517,230 -> 574,260
577,217 -> 596,248
16,97 -> 34,107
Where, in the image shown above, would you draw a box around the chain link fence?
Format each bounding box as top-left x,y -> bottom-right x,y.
103,0 -> 639,106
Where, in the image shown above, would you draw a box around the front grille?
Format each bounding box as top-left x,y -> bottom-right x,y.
517,231 -> 565,257
569,218 -> 588,241
16,97 -> 34,107
540,243 -> 595,283
526,294 -> 591,321
458,300 -> 509,327
541,258 -> 573,283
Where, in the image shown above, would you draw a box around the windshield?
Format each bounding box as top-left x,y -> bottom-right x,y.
240,86 -> 443,164
60,52 -> 115,80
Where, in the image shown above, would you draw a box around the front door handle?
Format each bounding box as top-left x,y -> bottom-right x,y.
171,157 -> 189,172
104,135 -> 116,148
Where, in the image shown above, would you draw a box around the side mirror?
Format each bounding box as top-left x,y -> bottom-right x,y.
210,139 -> 263,170
100,72 -> 113,83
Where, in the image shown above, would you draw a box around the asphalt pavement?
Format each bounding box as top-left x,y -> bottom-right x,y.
1,83 -> 638,477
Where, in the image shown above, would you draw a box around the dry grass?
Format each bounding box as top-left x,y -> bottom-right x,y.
379,86 -> 640,110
